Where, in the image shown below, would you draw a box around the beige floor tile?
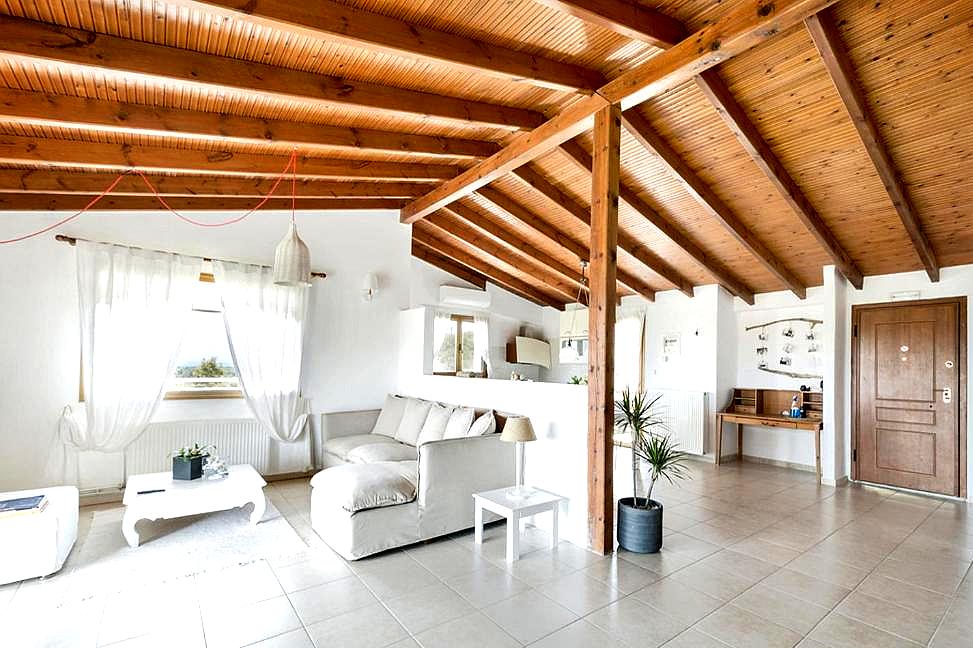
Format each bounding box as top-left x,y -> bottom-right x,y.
444,564 -> 530,608
763,569 -> 851,609
699,549 -> 778,582
203,595 -> 302,648
97,579 -> 199,646
581,555 -> 660,593
631,577 -> 723,626
535,570 -> 622,615
669,563 -> 754,602
694,604 -> 803,648
405,540 -> 492,580
836,591 -> 943,645
856,572 -> 951,617
305,602 -> 407,648
498,548 -> 578,587
585,597 -> 687,648
873,557 -> 968,595
286,576 -> 376,625
414,611 -> 520,648
354,554 -> 438,599
272,554 -> 351,593
383,582 -> 475,634
787,552 -> 870,590
729,536 -> 801,567
196,561 -> 284,611
386,639 -> 420,648
483,589 -> 578,644
930,607 -> 973,647
248,628 -> 314,648
808,612 -> 921,648
547,541 -> 604,570
661,628 -> 733,648
527,619 -> 620,648
617,548 -> 694,576
732,583 -> 830,634
682,521 -> 754,547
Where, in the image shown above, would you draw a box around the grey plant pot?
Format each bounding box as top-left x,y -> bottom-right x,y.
617,497 -> 663,554
172,456 -> 203,481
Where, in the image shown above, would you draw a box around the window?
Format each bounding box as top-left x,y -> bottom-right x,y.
165,275 -> 242,399
433,313 -> 486,376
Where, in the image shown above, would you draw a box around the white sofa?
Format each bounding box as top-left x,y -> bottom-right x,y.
310,395 -> 516,560
0,486 -> 78,585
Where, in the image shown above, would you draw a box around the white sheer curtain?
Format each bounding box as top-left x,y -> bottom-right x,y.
472,313 -> 491,377
615,308 -> 646,395
214,261 -> 310,443
432,310 -> 455,374
49,242 -> 202,485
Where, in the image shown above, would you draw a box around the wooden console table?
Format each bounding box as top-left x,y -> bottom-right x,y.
715,388 -> 824,483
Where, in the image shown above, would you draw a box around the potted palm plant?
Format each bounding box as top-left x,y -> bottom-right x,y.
614,388 -> 690,553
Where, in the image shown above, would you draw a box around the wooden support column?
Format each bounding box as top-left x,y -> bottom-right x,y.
587,103 -> 620,555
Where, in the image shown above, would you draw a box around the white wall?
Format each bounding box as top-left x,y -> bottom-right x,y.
0,210 -> 410,491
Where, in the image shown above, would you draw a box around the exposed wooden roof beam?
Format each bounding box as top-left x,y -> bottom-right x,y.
620,110 -> 807,299
0,135 -> 457,181
427,212 -> 579,303
413,226 -> 566,309
556,141 -> 755,303
538,0 -> 858,292
175,0 -> 604,93
0,89 -> 499,161
475,186 -> 656,301
0,194 -> 405,211
0,15 -> 543,132
400,0 -> 840,221
411,240 -> 488,290
0,171 -> 432,198
533,0 -> 685,49
805,11 -> 939,282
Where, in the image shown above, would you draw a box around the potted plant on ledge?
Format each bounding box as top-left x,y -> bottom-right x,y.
614,388 -> 690,553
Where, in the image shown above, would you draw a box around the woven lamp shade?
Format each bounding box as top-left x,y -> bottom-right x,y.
500,417 -> 536,443
273,222 -> 311,287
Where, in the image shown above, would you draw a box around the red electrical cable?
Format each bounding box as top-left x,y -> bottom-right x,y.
0,150 -> 300,244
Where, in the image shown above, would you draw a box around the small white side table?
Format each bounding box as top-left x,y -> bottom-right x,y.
473,487 -> 566,562
122,464 -> 267,548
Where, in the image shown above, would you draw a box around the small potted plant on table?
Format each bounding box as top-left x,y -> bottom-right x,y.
171,443 -> 214,481
614,389 -> 690,553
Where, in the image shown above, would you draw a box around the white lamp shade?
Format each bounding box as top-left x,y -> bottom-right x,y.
363,273 -> 378,292
500,416 -> 536,443
273,222 -> 311,287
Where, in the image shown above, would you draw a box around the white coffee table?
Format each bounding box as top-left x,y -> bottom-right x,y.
122,464 -> 267,548
473,487 -> 566,562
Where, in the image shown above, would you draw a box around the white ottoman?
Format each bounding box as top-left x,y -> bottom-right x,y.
0,486 -> 79,585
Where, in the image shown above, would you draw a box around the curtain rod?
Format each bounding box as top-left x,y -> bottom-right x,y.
54,234 -> 327,279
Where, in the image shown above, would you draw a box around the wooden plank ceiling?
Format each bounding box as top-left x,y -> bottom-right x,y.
0,0 -> 969,308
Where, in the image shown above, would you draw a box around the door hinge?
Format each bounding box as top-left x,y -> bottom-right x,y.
852,448 -> 857,463
853,324 -> 859,338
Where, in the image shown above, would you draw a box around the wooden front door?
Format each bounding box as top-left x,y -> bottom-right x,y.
854,300 -> 963,496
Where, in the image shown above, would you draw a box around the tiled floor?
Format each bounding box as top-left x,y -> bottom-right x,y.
2,459 -> 972,647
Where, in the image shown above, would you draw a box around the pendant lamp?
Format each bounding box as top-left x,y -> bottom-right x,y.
273,221 -> 311,287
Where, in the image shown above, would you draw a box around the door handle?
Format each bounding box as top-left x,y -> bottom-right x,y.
934,387 -> 952,404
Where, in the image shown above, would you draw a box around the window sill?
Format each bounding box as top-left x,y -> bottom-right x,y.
164,391 -> 244,401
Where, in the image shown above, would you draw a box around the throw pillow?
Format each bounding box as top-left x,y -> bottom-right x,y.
467,410 -> 496,437
417,403 -> 453,445
394,398 -> 433,446
371,394 -> 407,438
443,406 -> 475,439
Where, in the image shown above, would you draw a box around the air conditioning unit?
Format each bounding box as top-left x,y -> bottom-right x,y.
439,285 -> 491,309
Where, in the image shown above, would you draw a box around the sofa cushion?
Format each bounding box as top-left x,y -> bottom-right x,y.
346,442 -> 418,464
371,394 -> 408,438
443,406 -> 475,440
468,410 -> 496,437
310,461 -> 418,513
417,404 -> 453,445
323,434 -> 388,461
394,398 -> 433,446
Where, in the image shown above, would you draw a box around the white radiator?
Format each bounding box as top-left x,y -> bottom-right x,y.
125,419 -> 310,476
653,390 -> 708,455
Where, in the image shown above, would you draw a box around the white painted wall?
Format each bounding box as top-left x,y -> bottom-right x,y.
0,209 -> 411,491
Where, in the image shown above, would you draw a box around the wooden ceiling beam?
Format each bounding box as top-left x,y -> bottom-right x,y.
620,110 -> 807,299
532,0 -> 685,49
0,89 -> 500,161
413,225 -> 566,309
540,0 -> 856,294
0,194 -> 405,211
805,10 -> 939,282
0,171 -> 432,198
0,15 -> 543,132
174,0 -> 604,93
411,240 -> 488,290
557,141 -> 755,303
400,0 -> 840,221
474,186 -> 655,301
0,135 -> 457,181
427,212 -> 579,303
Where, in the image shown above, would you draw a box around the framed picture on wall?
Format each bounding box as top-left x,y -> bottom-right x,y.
662,333 -> 680,362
